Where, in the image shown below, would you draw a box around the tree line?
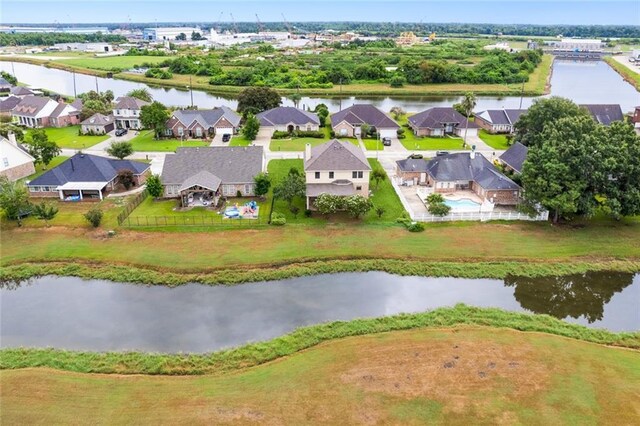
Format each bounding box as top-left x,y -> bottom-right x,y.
0,32 -> 126,46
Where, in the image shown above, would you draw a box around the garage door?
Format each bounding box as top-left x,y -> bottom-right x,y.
216,127 -> 234,136
379,128 -> 397,138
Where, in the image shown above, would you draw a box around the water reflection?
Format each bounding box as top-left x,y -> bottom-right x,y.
504,272 -> 635,323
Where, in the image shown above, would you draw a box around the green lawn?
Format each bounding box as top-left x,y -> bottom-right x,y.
396,115 -> 469,151
27,126 -> 108,149
128,131 -> 209,152
269,127 -> 337,152
478,129 -> 511,150
2,327 -> 638,424
362,138 -> 384,151
56,56 -> 168,71
229,135 -> 252,147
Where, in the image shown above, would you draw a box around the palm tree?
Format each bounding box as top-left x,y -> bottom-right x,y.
289,93 -> 302,109
126,88 -> 153,102
460,92 -> 477,148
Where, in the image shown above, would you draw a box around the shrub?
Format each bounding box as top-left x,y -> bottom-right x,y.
329,130 -> 336,138
426,193 -> 445,204
344,194 -> 373,218
389,74 -> 406,88
146,174 -> 163,198
236,190 -> 242,198
289,205 -> 300,218
272,130 -> 291,139
83,207 -> 103,228
314,193 -> 344,216
270,212 -> 286,226
117,169 -> 135,190
407,222 -> 425,232
375,206 -> 385,218
304,209 -> 312,218
253,172 -> 271,198
428,202 -> 451,217
32,201 -> 58,227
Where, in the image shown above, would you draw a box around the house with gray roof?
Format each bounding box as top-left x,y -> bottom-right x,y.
27,153 -> 150,200
165,107 -> 241,139
395,158 -> 431,185
0,95 -> 21,117
12,95 -> 80,128
331,104 -> 399,139
81,113 -> 115,135
113,96 -> 150,130
412,152 -> 520,205
161,146 -> 265,207
499,142 -> 528,174
579,104 -> 624,126
304,139 -> 371,209
474,109 -> 526,134
257,106 -> 320,133
0,77 -> 12,93
10,86 -> 35,98
408,107 -> 479,137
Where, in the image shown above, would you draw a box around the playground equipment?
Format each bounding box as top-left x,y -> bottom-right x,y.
223,201 -> 258,218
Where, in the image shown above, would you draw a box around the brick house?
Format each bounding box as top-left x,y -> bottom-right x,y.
256,106 -> 320,133
330,104 -> 399,138
474,109 -> 526,134
304,139 -> 371,210
81,113 -> 115,135
27,153 -> 150,201
164,107 -> 241,139
407,107 -> 479,137
161,146 -> 265,207
397,152 -> 521,205
12,96 -> 80,128
579,104 -> 624,125
0,133 -> 35,181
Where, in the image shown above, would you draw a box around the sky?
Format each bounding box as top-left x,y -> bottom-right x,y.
1,1 -> 639,25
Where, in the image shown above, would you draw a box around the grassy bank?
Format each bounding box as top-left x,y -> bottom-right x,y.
3,326 -> 639,424
1,54 -> 554,97
1,306 -> 638,377
604,56 -> 640,91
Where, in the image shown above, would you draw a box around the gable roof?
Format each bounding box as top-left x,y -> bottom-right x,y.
28,153 -> 149,187
170,107 -> 241,129
70,98 -> 83,110
50,101 -> 77,118
0,78 -> 12,88
10,86 -> 34,96
426,152 -> 520,191
0,95 -> 21,113
499,142 -> 528,173
0,136 -> 35,164
256,106 -> 320,127
396,158 -> 429,172
81,112 -> 114,126
475,109 -> 526,126
114,96 -> 149,110
408,107 -> 479,129
579,104 -> 624,125
161,146 -> 264,185
12,95 -> 55,117
330,104 -> 399,129
178,170 -> 222,192
304,139 -> 371,171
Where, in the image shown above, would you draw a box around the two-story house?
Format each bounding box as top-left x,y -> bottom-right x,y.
303,139 -> 371,210
113,96 -> 149,130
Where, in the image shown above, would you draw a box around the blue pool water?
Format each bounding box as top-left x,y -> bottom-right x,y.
444,198 -> 481,209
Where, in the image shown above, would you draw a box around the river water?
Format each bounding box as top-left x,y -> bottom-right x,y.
1,59 -> 638,112
1,271 -> 637,353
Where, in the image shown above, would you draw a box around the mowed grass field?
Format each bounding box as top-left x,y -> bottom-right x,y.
129,131 -> 209,152
27,125 -> 109,149
57,55 -> 167,71
478,129 -> 511,150
2,327 -> 638,424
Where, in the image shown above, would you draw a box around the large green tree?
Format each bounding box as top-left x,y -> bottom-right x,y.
27,129 -> 61,168
0,177 -> 30,226
107,141 -> 134,159
273,170 -> 305,207
237,87 -> 281,115
513,97 -> 591,147
140,102 -> 170,138
242,114 -> 260,141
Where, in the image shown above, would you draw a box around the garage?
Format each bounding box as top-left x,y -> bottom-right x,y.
378,128 -> 398,139
215,126 -> 234,136
455,127 -> 478,137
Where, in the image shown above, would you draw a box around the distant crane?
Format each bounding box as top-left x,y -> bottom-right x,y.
215,11 -> 224,33
229,12 -> 238,34
255,13 -> 264,34
282,13 -> 293,37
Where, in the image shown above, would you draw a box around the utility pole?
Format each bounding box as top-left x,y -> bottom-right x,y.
95,76 -> 99,93
72,71 -> 77,97
189,75 -> 194,107
519,78 -> 525,109
10,61 -> 16,79
339,78 -> 342,110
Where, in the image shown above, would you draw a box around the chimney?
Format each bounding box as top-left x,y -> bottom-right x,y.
7,131 -> 17,146
470,147 -> 476,159
305,143 -> 311,161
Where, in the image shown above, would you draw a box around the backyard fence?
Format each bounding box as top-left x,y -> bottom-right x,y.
116,189 -> 149,225
123,215 -> 268,227
413,210 -> 549,222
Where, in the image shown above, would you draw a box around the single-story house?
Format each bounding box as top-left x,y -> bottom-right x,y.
81,113 -> 115,135
579,104 -> 624,125
474,109 -> 526,134
395,158 -> 430,185
27,153 -> 150,200
12,95 -> 80,128
0,77 -> 12,93
330,104 -> 400,138
164,107 -> 241,139
10,86 -> 35,98
304,139 -> 371,209
0,133 -> 35,181
161,146 -> 265,207
407,107 -> 479,137
399,151 -> 520,205
499,142 -> 528,174
0,95 -> 21,118
256,106 -> 320,133
113,96 -> 149,130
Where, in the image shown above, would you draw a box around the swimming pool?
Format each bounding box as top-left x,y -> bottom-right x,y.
443,198 -> 481,209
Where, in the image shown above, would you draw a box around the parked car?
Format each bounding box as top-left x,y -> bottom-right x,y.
436,151 -> 449,157
408,153 -> 423,159
115,128 -> 128,137
222,133 -> 231,143
382,137 -> 392,146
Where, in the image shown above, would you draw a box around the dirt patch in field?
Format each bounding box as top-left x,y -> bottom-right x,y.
340,335 -> 549,412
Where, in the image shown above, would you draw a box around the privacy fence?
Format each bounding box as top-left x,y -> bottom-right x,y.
413,210 -> 550,222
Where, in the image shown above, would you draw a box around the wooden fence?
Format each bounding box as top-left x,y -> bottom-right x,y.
116,189 -> 149,225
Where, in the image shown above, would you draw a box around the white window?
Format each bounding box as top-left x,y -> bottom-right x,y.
244,184 -> 252,195
29,186 -> 39,192
178,127 -> 184,136
329,172 -> 334,179
222,185 -> 235,196
165,129 -> 172,136
196,127 -> 202,137
2,157 -> 8,167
